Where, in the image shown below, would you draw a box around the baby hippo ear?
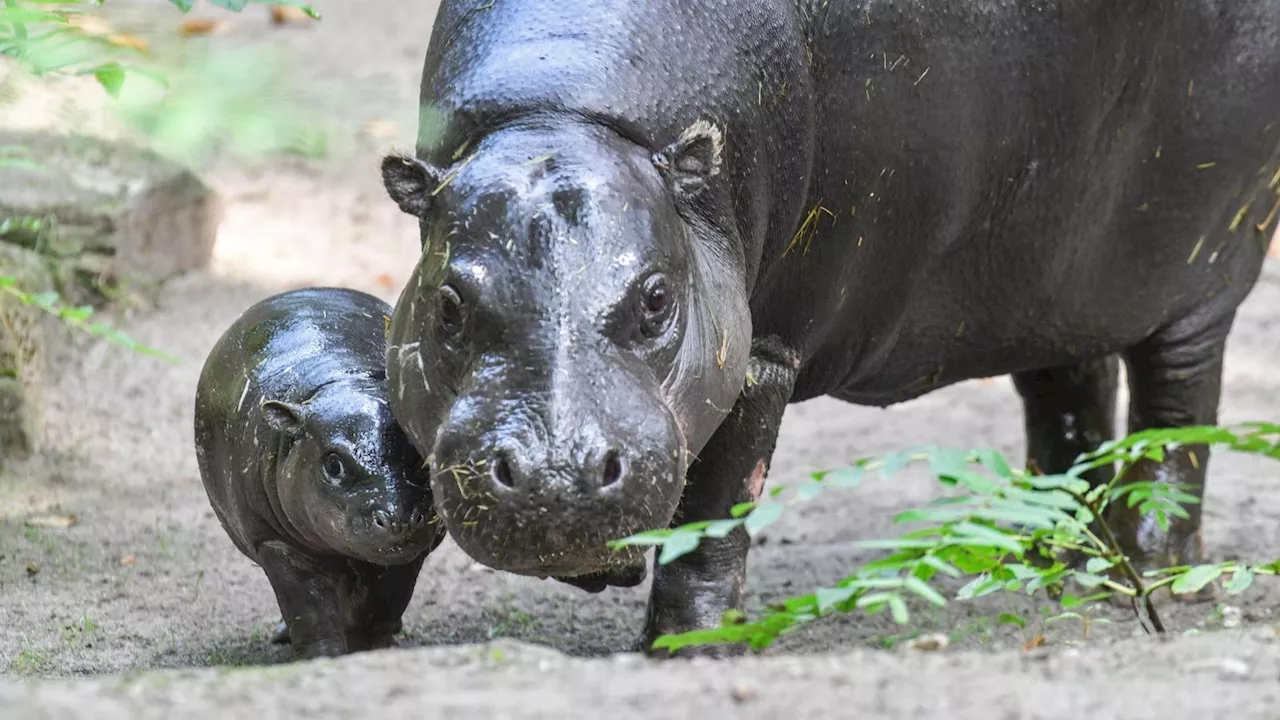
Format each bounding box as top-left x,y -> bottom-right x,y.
653,120 -> 724,179
261,399 -> 306,437
380,153 -> 446,217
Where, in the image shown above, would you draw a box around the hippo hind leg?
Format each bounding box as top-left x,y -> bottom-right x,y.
1012,354 -> 1120,487
1108,314 -> 1237,603
1012,356 -> 1119,568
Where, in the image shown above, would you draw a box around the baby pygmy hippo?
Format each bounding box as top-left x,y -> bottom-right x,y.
194,287 -> 444,659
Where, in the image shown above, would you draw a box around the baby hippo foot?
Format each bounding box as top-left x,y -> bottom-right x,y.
345,620 -> 404,653
270,618 -> 291,645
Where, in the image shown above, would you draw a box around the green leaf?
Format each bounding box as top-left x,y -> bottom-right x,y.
886,594 -> 909,624
656,531 -> 701,565
950,522 -> 1024,554
90,62 -> 125,97
702,519 -> 742,539
815,586 -> 858,614
1085,557 -> 1116,574
795,480 -> 825,502
903,576 -> 947,607
997,612 -> 1027,628
1072,572 -> 1107,588
824,466 -> 863,488
168,0 -> 196,11
1225,567 -> 1255,595
744,502 -> 784,536
1170,565 -> 1224,595
919,555 -> 962,578
975,449 -> 1016,479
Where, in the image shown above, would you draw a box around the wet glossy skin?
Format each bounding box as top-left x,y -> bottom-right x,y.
383,0 -> 1280,655
194,288 -> 445,659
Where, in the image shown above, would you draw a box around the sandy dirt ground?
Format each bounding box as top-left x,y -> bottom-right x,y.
3,2 -> 1280,717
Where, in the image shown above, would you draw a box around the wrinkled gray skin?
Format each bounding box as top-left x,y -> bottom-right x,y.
194,288 -> 445,659
381,0 -> 1280,656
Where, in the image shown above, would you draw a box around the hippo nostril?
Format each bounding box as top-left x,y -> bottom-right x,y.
410,509 -> 425,527
372,510 -> 390,531
492,454 -> 516,489
601,450 -> 624,488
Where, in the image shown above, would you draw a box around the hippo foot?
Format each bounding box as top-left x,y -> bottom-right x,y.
634,631 -> 748,660
291,638 -> 348,660
1100,515 -> 1218,608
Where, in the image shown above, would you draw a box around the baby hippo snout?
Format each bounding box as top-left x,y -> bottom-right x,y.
370,508 -> 430,539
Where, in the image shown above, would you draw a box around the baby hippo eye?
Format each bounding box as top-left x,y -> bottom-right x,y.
323,452 -> 347,484
639,273 -> 673,337
438,285 -> 465,336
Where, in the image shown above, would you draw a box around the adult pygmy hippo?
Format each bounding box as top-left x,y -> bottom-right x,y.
194,288 -> 445,659
380,0 -> 1280,655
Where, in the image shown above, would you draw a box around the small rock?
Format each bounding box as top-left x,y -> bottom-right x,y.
1222,605 -> 1243,629
1188,657 -> 1251,681
119,554 -> 136,567
908,633 -> 950,652
730,682 -> 757,703
1218,658 -> 1251,680
25,562 -> 39,576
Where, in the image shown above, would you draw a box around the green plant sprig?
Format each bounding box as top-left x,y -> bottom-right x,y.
611,423 -> 1280,653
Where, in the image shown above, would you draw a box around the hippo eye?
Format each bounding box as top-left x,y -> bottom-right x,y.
322,452 -> 347,484
438,285 -> 465,336
639,273 -> 673,337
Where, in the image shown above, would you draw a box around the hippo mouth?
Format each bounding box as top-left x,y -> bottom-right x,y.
342,507 -> 440,566
428,455 -> 686,578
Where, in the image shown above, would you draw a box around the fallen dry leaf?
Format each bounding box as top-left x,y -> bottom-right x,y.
119,554 -> 136,567
363,119 -> 399,141
1023,634 -> 1046,651
178,18 -> 227,36
25,513 -> 77,529
269,5 -> 314,26
375,273 -> 395,290
908,633 -> 950,652
66,14 -> 112,35
107,33 -> 150,52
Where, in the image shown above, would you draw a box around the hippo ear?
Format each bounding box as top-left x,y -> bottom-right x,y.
261,399 -> 306,437
653,120 -> 724,180
381,153 -> 445,217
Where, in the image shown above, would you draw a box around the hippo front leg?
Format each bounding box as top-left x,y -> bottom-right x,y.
1109,316 -> 1236,603
640,339 -> 798,658
341,553 -> 430,651
256,541 -> 348,659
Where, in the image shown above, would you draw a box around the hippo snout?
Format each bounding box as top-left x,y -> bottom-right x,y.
430,400 -> 687,578
370,508 -> 430,538
488,442 -> 625,495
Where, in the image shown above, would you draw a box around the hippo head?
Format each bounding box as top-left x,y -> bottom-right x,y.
261,375 -> 444,566
379,119 -> 752,581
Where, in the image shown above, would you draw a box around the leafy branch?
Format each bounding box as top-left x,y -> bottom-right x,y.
0,275 -> 177,361
611,423 -> 1280,653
